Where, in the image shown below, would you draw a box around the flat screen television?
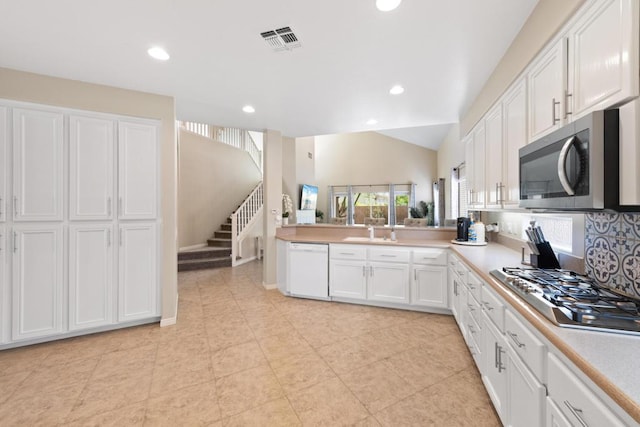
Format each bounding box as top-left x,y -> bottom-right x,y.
300,184 -> 318,211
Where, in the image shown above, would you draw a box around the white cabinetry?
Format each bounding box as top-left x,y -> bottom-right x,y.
501,79 -> 527,206
448,255 -> 467,324
0,226 -> 6,343
411,248 -> 447,309
466,123 -> 486,209
329,245 -> 368,299
568,0 -> 638,119
118,121 -> 158,220
527,39 -> 567,141
69,115 -> 115,220
0,106 -> 7,222
368,247 -> 410,304
507,350 -> 546,427
547,353 -> 626,427
12,225 -> 64,340
12,108 -> 64,221
118,223 -> 158,322
482,313 -> 508,423
484,103 -> 503,209
69,224 -> 114,331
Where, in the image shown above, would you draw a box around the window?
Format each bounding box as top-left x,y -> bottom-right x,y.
328,184 -> 416,225
451,164 -> 468,218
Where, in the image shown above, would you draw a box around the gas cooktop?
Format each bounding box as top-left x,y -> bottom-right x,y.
491,267 -> 640,335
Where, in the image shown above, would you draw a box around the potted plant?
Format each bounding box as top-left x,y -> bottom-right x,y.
282,193 -> 293,225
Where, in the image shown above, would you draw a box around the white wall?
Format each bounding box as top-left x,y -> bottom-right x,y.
282,136 -> 297,222
435,124 -> 462,220
314,131 -> 438,217
178,129 -> 262,248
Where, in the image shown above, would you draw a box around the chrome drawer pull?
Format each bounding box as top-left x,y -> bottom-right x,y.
483,301 -> 494,311
468,324 -> 476,334
564,400 -> 588,427
380,254 -> 397,258
467,304 -> 475,312
507,331 -> 525,348
339,252 -> 355,255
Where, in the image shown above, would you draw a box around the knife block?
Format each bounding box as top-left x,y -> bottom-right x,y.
530,241 -> 560,269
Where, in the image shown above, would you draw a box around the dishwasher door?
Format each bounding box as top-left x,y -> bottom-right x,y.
288,243 -> 329,299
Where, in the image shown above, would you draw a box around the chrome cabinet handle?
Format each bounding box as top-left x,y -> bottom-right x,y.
414,270 -> 417,281
507,331 -> 525,348
497,344 -> 506,373
564,400 -> 588,427
552,97 -> 560,124
0,197 -> 3,217
118,197 -> 122,216
370,266 -> 374,277
468,324 -> 476,334
380,254 -> 397,258
0,232 -> 2,252
557,136 -> 577,196
107,229 -> 111,247
453,279 -> 458,296
467,304 -> 475,312
468,283 -> 475,290
564,91 -> 573,118
107,197 -> 112,216
494,342 -> 499,368
483,301 -> 494,311
119,228 -> 123,246
13,196 -> 18,217
13,231 -> 17,253
339,252 -> 355,255
362,266 -> 365,277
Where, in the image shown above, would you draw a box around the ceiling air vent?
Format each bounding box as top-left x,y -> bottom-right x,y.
261,27 -> 301,52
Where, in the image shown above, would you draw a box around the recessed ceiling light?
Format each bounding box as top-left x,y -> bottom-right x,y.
366,119 -> 378,125
147,47 -> 170,61
376,0 -> 402,12
242,105 -> 256,113
389,85 -> 405,95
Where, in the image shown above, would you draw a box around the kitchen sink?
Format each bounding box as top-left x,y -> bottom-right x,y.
342,237 -> 398,243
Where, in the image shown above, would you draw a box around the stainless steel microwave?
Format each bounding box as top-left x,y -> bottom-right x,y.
519,109 -> 619,211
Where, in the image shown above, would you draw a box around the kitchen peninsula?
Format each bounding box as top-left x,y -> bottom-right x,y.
276,225 -> 640,426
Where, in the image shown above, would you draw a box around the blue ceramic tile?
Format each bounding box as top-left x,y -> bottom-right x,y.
585,212 -> 618,236
610,275 -> 634,297
621,242 -> 640,297
584,236 -> 620,284
622,213 -> 640,240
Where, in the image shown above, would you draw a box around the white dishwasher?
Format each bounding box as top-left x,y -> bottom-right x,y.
288,243 -> 329,299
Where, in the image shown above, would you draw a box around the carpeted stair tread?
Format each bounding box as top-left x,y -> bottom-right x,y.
178,247 -> 231,261
207,237 -> 232,248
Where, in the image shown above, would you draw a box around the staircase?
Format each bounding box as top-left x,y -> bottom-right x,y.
177,182 -> 263,271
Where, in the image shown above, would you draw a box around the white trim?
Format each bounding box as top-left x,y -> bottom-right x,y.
160,293 -> 179,327
178,243 -> 207,251
233,255 -> 256,267
262,282 -> 278,290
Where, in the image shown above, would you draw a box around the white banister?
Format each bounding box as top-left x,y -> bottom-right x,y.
230,181 -> 263,266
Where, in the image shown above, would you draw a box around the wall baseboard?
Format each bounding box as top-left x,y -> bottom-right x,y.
233,256 -> 257,267
160,293 -> 179,327
178,243 -> 207,251
262,282 -> 278,290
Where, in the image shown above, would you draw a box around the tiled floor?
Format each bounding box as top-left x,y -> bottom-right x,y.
0,261 -> 500,426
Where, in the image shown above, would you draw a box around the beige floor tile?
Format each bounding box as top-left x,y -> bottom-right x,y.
149,361 -> 213,398
155,333 -> 211,367
339,359 -> 416,413
211,340 -> 268,379
92,343 -> 157,381
316,336 -> 385,375
145,380 -> 221,426
382,346 -> 456,390
271,350 -> 336,395
0,342 -> 53,376
202,297 -> 241,319
41,333 -> 120,367
410,313 -> 461,337
0,370 -> 31,404
288,377 -> 370,426
245,313 -> 295,339
65,402 -> 147,427
0,380 -> 86,426
206,316 -> 256,352
353,416 -> 382,427
15,356 -> 98,396
257,331 -> 313,365
216,365 -> 284,418
223,397 -> 301,427
68,369 -> 153,420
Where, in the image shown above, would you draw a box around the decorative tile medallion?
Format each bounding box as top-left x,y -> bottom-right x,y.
585,213 -> 640,299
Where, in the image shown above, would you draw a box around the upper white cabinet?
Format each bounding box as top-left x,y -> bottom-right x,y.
69,115 -> 115,221
0,226 -> 6,343
12,108 -> 64,221
118,223 -> 158,322
69,224 -> 114,331
568,0 -> 639,119
118,120 -> 158,220
484,103 -> 503,209
0,107 -> 7,223
501,79 -> 528,207
527,39 -> 568,142
12,225 -> 64,341
466,123 -> 486,209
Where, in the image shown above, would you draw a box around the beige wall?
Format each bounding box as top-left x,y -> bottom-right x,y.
0,67 -> 178,322
315,131 -> 438,217
461,0 -> 585,135
263,130 -> 282,287
178,130 -> 262,248
435,124 -> 462,220
281,136 -> 297,222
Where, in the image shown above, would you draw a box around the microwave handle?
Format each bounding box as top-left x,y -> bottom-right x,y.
557,136 -> 576,196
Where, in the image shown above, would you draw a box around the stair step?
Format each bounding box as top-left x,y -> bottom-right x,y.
214,230 -> 232,239
178,257 -> 232,272
178,247 -> 231,261
207,238 -> 232,248
220,224 -> 232,231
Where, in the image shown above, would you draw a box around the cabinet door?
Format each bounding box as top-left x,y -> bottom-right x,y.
502,79 -> 527,206
0,226 -> 6,343
329,259 -> 367,299
411,265 -> 447,308
507,351 -> 545,427
569,0 -> 638,118
12,225 -> 64,340
482,318 -> 507,424
471,123 -> 486,208
13,108 -> 64,221
484,103 -> 503,209
448,268 -> 461,321
118,223 -> 158,321
69,224 -> 114,330
463,134 -> 474,205
0,106 -> 7,223
118,120 -> 158,220
528,39 -> 567,142
69,115 -> 115,220
368,262 -> 409,304
546,397 -> 573,427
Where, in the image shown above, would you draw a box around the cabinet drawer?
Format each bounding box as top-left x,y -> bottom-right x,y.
330,244 -> 367,260
505,310 -> 546,383
412,248 -> 447,266
369,247 -> 410,263
450,258 -> 468,282
481,285 -> 505,332
466,271 -> 483,301
466,291 -> 483,328
548,353 -> 625,427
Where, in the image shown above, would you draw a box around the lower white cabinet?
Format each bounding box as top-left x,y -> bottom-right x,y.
411,265 -> 447,308
0,226 -> 6,343
506,349 -> 546,427
368,261 -> 409,303
482,314 -> 508,424
69,224 -> 114,331
546,396 -> 573,427
12,225 -> 64,341
330,260 -> 367,299
118,223 -> 158,322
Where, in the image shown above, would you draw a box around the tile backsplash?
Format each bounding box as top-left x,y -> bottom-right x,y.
585,213 -> 640,299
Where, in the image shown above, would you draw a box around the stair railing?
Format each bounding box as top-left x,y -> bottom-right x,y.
230,181 -> 263,266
